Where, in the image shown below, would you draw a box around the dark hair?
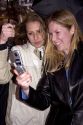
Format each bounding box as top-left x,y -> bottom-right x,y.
0,9 -> 18,33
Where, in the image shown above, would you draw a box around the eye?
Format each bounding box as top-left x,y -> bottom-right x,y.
56,31 -> 60,34
37,30 -> 42,34
28,32 -> 33,35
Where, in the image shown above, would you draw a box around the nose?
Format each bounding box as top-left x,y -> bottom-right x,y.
34,33 -> 39,41
51,34 -> 57,42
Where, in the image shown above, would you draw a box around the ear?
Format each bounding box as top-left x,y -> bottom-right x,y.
70,25 -> 75,35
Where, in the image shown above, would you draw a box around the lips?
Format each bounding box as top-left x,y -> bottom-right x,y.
34,41 -> 42,45
53,41 -> 61,47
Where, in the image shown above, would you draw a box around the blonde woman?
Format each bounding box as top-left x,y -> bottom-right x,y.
15,10 -> 83,125
0,11 -> 49,125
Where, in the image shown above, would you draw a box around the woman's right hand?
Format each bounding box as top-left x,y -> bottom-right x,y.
14,69 -> 32,91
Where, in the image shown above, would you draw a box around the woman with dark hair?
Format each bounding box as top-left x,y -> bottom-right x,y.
15,10 -> 83,125
0,9 -> 18,125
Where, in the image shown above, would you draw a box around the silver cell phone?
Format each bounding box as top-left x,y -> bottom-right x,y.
9,50 -> 25,75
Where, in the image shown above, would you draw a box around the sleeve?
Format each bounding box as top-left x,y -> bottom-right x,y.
71,89 -> 83,125
18,73 -> 51,111
19,88 -> 29,100
71,111 -> 83,125
0,47 -> 12,84
0,43 -> 7,50
71,74 -> 83,125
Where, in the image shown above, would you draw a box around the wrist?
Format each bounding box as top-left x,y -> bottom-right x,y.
0,43 -> 7,50
0,36 -> 8,44
19,87 -> 29,100
22,87 -> 29,96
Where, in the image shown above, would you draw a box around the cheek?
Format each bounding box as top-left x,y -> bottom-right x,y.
64,33 -> 71,42
27,35 -> 34,42
39,34 -> 44,42
41,35 -> 44,41
61,32 -> 69,42
40,32 -> 44,38
62,34 -> 71,49
52,41 -> 56,46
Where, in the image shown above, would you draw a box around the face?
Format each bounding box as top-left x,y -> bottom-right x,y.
48,21 -> 74,55
26,21 -> 45,48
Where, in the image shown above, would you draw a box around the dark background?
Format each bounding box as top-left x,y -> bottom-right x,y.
0,0 -> 83,32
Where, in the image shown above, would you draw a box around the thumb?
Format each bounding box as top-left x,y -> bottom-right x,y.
13,69 -> 19,76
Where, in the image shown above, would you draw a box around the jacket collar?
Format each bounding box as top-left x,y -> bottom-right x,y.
68,41 -> 83,85
77,41 -> 83,55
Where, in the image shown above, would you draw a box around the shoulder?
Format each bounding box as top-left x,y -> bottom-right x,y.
77,41 -> 83,55
12,44 -> 28,52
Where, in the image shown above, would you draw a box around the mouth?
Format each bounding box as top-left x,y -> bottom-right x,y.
33,42 -> 42,47
34,41 -> 42,46
55,43 -> 61,47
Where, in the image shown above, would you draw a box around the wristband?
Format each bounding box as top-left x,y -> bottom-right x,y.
0,43 -> 7,50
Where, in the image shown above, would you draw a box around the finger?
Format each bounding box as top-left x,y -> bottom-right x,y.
13,69 -> 19,76
16,74 -> 31,87
20,80 -> 30,89
2,23 -> 15,29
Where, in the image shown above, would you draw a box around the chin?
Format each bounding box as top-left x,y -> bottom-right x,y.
35,44 -> 42,48
58,48 -> 63,51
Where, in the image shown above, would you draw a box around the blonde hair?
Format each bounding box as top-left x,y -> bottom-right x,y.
15,11 -> 47,45
44,10 -> 83,73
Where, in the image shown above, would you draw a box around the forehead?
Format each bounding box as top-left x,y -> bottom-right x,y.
26,21 -> 42,31
48,21 -> 65,31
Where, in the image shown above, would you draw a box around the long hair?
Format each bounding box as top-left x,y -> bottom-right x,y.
15,11 -> 47,45
44,10 -> 83,73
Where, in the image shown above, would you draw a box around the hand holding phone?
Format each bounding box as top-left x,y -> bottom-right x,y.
9,50 -> 25,75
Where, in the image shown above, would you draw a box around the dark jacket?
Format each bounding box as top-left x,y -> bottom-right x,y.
20,41 -> 83,125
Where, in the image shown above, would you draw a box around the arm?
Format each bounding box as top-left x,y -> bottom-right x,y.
0,23 -> 15,84
71,42 -> 83,125
71,111 -> 83,125
26,73 -> 51,110
15,71 -> 51,110
0,48 -> 12,83
71,98 -> 83,125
